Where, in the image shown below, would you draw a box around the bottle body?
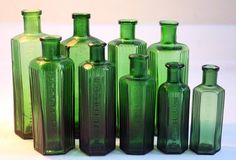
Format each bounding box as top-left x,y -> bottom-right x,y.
11,9 -> 46,139
190,65 -> 225,155
79,61 -> 115,155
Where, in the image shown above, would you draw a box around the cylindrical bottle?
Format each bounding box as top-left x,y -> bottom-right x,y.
11,9 -> 47,139
61,13 -> 104,138
157,62 -> 190,154
119,54 -> 155,155
29,36 -> 75,155
108,19 -> 147,137
190,65 -> 225,155
79,43 -> 115,155
148,20 -> 189,135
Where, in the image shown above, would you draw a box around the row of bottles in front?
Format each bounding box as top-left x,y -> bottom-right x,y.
11,9 -> 225,156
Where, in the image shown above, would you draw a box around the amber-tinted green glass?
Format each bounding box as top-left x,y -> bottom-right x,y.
29,36 -> 75,155
190,65 -> 225,155
108,19 -> 147,136
11,9 -> 47,139
148,20 -> 189,135
79,43 -> 115,155
61,13 -> 104,138
157,62 -> 190,154
119,54 -> 155,155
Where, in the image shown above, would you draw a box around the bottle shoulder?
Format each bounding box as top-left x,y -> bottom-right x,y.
120,75 -> 155,83
193,84 -> 225,94
11,33 -> 47,42
108,38 -> 147,47
148,42 -> 189,51
79,60 -> 114,70
159,82 -> 190,92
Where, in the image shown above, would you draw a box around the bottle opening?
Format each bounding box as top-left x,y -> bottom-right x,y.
160,20 -> 179,26
129,54 -> 148,60
21,9 -> 42,16
119,19 -> 137,25
202,64 -> 219,71
166,62 -> 184,69
40,35 -> 62,42
72,13 -> 90,19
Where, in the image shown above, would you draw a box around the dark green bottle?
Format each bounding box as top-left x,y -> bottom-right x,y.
119,54 -> 155,155
108,19 -> 147,136
79,43 -> 115,155
61,13 -> 104,138
11,9 -> 47,139
190,65 -> 225,155
157,62 -> 190,154
29,36 -> 75,155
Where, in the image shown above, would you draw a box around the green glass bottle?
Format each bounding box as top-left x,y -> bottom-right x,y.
108,19 -> 147,136
148,20 -> 189,135
79,43 -> 115,155
119,54 -> 155,155
61,13 -> 104,138
11,9 -> 47,139
29,36 -> 75,155
190,65 -> 225,155
157,62 -> 190,154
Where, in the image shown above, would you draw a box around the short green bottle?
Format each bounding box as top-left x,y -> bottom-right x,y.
29,36 -> 75,155
157,62 -> 190,154
79,43 -> 115,155
190,65 -> 225,155
108,19 -> 147,136
119,54 -> 155,155
61,13 -> 104,138
148,20 -> 189,135
11,9 -> 47,139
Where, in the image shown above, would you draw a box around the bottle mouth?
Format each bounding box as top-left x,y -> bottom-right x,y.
21,9 -> 42,16
129,54 -> 148,60
160,20 -> 179,26
119,19 -> 137,25
202,64 -> 220,71
72,13 -> 91,19
166,62 -> 184,69
40,35 -> 62,42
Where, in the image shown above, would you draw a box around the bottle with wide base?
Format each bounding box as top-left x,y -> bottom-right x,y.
190,65 -> 225,155
157,62 -> 190,154
29,36 -> 75,155
119,54 -> 155,155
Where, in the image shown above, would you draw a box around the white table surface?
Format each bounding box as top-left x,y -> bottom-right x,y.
0,23 -> 236,159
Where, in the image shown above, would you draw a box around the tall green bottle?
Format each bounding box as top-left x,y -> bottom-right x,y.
108,19 -> 147,136
148,20 -> 189,134
119,54 -> 155,155
29,36 -> 75,155
79,43 -> 115,155
11,9 -> 47,139
157,62 -> 190,154
61,13 -> 104,138
190,65 -> 225,155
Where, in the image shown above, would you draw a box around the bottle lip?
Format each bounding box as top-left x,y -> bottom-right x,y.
72,13 -> 90,19
129,54 -> 148,60
160,20 -> 179,26
119,19 -> 137,25
202,64 -> 220,71
166,62 -> 184,69
40,35 -> 62,42
88,42 -> 106,48
21,9 -> 42,16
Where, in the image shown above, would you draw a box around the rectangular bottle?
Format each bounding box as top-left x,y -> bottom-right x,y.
29,36 -> 75,155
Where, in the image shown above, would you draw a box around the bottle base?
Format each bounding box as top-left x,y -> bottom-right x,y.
35,145 -> 75,155
120,146 -> 153,155
15,130 -> 32,139
190,145 -> 220,155
157,145 -> 187,154
80,145 -> 115,156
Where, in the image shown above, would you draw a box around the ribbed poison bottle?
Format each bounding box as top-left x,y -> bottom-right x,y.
29,36 -> 75,155
11,9 -> 47,139
61,13 -> 104,138
157,62 -> 190,154
108,19 -> 147,136
119,54 -> 155,155
148,20 -> 189,135
190,65 -> 225,155
79,43 -> 115,155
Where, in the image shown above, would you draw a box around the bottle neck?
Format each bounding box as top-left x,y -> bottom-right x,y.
130,54 -> 148,77
202,70 -> 218,86
90,43 -> 106,62
73,17 -> 89,37
160,24 -> 177,44
167,68 -> 182,83
42,39 -> 61,60
120,23 -> 135,40
23,15 -> 41,34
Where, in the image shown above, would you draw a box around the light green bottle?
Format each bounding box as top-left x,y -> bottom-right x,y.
61,13 -> 104,138
11,9 -> 47,139
108,19 -> 147,136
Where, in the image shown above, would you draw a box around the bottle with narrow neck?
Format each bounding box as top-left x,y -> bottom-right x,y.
29,35 -> 75,155
157,62 -> 190,154
73,13 -> 90,37
79,43 -> 115,155
11,9 -> 46,139
148,20 -> 189,136
190,65 -> 225,155
119,54 -> 155,155
108,19 -> 147,137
